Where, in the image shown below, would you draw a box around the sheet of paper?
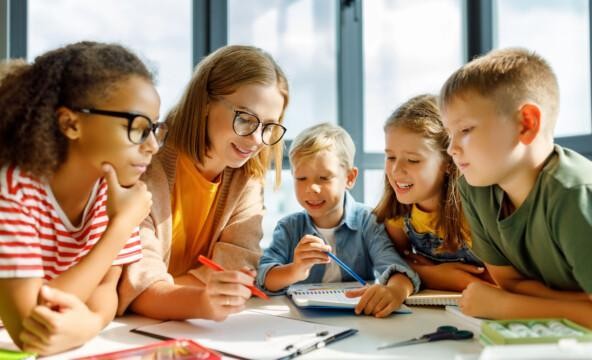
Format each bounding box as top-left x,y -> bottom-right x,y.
133,310 -> 356,360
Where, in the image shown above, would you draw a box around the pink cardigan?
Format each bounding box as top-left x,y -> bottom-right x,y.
117,145 -> 265,315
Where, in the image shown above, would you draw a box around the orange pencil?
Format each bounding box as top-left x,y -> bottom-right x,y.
198,255 -> 269,300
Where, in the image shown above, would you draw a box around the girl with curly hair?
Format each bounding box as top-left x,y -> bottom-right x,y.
0,41 -> 165,355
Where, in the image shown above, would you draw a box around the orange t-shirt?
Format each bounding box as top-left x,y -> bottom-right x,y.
169,154 -> 220,276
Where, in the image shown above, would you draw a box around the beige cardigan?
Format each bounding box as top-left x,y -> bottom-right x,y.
117,145 -> 264,315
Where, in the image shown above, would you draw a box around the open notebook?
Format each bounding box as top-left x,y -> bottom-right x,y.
404,289 -> 462,306
132,310 -> 357,360
287,282 -> 411,313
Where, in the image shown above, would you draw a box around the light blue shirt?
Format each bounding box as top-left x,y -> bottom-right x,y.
257,192 -> 421,295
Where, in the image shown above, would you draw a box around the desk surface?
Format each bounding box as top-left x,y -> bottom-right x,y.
0,296 -> 483,359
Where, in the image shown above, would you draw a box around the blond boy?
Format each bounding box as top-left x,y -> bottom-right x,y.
440,48 -> 592,327
257,123 -> 419,317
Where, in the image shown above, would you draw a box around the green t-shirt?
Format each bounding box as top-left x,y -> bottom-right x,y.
459,145 -> 592,292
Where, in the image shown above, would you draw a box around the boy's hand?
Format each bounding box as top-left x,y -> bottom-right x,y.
291,235 -> 331,281
103,163 -> 152,227
203,267 -> 256,321
345,284 -> 405,318
460,282 -> 506,318
20,286 -> 102,356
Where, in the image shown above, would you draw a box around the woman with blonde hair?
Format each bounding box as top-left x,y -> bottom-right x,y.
118,45 -> 289,320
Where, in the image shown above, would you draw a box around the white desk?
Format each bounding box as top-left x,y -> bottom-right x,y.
0,296 -> 483,359
248,296 -> 482,359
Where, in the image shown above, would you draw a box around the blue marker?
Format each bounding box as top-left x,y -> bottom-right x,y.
325,252 -> 366,286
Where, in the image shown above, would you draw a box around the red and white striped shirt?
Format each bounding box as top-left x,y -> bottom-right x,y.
0,166 -> 142,280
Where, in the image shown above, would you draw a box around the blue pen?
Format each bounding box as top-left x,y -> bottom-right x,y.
325,251 -> 366,286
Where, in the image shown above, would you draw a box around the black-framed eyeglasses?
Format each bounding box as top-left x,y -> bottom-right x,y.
72,108 -> 168,146
216,97 -> 286,146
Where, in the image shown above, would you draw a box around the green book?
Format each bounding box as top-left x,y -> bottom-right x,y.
0,349 -> 36,360
480,318 -> 592,346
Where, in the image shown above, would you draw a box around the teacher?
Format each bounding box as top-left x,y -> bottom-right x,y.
117,45 -> 289,320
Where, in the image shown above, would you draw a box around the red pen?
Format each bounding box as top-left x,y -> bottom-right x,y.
198,255 -> 269,300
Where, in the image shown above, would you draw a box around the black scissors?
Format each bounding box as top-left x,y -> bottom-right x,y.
377,325 -> 474,350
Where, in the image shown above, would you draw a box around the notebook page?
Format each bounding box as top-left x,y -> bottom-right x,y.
404,289 -> 462,306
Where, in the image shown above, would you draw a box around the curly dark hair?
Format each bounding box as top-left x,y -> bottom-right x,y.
0,41 -> 154,178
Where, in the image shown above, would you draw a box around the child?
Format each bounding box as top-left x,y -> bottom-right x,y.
257,123 -> 420,318
374,94 -> 490,292
440,48 -> 592,327
0,41 -> 166,355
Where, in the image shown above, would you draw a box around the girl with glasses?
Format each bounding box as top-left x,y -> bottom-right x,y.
118,45 -> 289,321
0,41 -> 161,355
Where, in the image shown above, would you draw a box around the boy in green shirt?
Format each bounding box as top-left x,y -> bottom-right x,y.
440,48 -> 592,327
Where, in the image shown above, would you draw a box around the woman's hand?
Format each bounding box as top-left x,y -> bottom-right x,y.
203,267 -> 257,321
20,286 -> 102,356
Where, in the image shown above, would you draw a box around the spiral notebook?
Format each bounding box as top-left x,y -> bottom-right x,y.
287,282 -> 411,313
404,289 -> 461,306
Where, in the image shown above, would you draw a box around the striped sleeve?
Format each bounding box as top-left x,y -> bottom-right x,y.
0,189 -> 44,279
113,226 -> 142,265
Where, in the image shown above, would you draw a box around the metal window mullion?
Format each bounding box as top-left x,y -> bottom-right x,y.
338,0 -> 365,201
9,0 -> 26,59
465,0 -> 493,61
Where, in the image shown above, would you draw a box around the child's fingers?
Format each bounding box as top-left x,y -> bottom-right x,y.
29,305 -> 59,333
20,329 -> 47,353
344,287 -> 366,298
296,250 -> 329,261
298,236 -> 331,251
455,263 -> 485,274
375,301 -> 397,318
22,316 -> 50,345
39,285 -> 79,310
102,163 -> 122,191
354,296 -> 369,315
371,297 -> 391,317
361,290 -> 382,315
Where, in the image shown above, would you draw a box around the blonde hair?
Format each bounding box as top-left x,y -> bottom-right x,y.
166,45 -> 289,185
289,122 -> 355,170
373,94 -> 469,252
440,47 -> 559,136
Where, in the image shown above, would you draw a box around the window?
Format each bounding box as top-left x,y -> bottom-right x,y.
28,0 -> 191,116
228,0 -> 338,246
495,0 -> 591,137
362,0 -> 464,153
228,0 -> 337,140
364,169 -> 385,209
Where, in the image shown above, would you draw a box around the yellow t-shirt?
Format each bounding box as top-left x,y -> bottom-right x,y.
169,154 -> 221,276
387,204 -> 471,247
